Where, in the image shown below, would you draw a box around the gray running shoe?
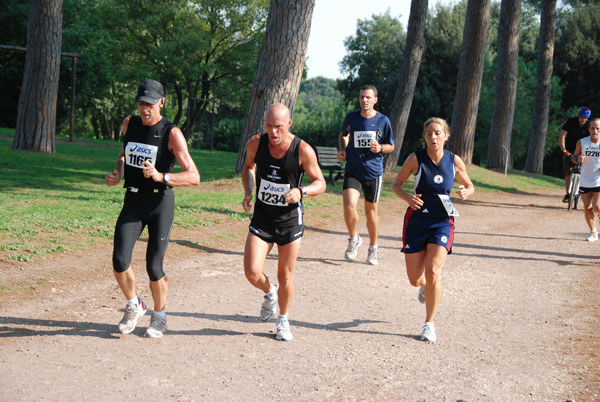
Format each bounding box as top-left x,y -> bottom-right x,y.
118,298 -> 146,334
276,317 -> 293,341
418,286 -> 426,304
260,285 -> 278,321
421,322 -> 436,342
145,313 -> 167,338
344,235 -> 363,260
366,247 -> 379,265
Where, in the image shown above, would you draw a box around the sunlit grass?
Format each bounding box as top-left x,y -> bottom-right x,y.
0,133 -> 562,263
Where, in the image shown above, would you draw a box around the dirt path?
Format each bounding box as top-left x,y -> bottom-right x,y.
1,188 -> 599,401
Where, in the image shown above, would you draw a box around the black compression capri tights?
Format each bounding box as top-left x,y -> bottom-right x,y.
112,188 -> 175,281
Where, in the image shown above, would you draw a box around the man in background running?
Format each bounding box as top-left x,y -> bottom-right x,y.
337,85 -> 395,265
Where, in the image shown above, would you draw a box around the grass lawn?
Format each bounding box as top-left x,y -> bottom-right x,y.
0,130 -> 562,264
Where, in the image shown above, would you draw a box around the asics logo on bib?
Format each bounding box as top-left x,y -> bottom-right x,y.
129,144 -> 153,154
262,183 -> 286,193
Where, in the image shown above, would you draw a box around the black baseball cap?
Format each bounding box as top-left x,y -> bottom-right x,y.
135,79 -> 164,104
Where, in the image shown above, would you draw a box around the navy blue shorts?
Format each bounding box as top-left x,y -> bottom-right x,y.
249,223 -> 304,246
402,209 -> 454,254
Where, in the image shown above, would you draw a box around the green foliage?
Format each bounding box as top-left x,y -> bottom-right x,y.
195,118 -> 244,152
338,10 -> 407,115
475,57 -> 566,174
55,0 -> 269,140
555,2 -> 600,113
293,78 -> 351,147
0,0 -> 29,128
0,136 -> 239,262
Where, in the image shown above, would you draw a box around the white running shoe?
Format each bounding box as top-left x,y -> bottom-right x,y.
366,247 -> 379,265
586,231 -> 598,242
276,317 -> 293,341
260,285 -> 278,321
421,322 -> 436,342
345,235 -> 363,260
418,286 -> 426,304
145,313 -> 167,338
118,298 -> 147,334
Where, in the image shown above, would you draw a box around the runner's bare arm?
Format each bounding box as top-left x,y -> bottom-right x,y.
289,140 -> 326,203
143,127 -> 199,186
105,116 -> 131,186
454,155 -> 474,200
165,127 -> 200,186
392,153 -> 423,210
337,132 -> 349,161
572,140 -> 584,164
242,135 -> 260,211
105,146 -> 125,186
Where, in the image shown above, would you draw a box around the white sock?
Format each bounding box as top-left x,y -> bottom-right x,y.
267,285 -> 277,297
350,235 -> 359,241
127,296 -> 139,307
279,313 -> 288,321
154,310 -> 166,319
369,245 -> 378,250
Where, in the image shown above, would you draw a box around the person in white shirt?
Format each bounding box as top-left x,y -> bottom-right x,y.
571,117 -> 600,241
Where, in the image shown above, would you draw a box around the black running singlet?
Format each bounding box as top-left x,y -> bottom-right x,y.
122,116 -> 176,190
251,133 -> 305,226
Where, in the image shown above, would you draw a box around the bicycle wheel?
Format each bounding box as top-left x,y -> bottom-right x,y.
568,173 -> 580,210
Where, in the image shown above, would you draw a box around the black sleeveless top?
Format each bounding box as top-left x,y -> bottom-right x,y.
122,116 -> 176,190
252,133 -> 305,226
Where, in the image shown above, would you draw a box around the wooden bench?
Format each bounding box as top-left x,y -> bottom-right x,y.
314,146 -> 345,186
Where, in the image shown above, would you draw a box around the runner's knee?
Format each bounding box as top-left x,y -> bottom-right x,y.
113,252 -> 131,273
146,263 -> 165,282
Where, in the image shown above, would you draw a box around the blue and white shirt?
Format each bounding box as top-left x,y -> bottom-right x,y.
341,111 -> 394,180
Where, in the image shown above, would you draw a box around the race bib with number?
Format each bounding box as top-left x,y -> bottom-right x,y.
125,142 -> 158,169
438,194 -> 459,217
258,179 -> 290,206
353,131 -> 376,148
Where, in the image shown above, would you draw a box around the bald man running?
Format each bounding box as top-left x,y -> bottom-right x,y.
241,103 -> 326,341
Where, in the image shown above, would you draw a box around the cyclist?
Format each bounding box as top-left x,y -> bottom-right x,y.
559,106 -> 591,203
570,118 -> 600,242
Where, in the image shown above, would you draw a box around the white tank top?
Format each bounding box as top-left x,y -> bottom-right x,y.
579,136 -> 600,188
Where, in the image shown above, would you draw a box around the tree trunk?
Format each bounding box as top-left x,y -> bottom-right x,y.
13,0 -> 64,153
487,0 -> 521,169
384,0 -> 428,172
524,0 -> 557,173
235,0 -> 315,173
447,0 -> 492,164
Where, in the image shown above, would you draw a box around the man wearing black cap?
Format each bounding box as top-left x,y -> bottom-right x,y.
105,79 -> 200,337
